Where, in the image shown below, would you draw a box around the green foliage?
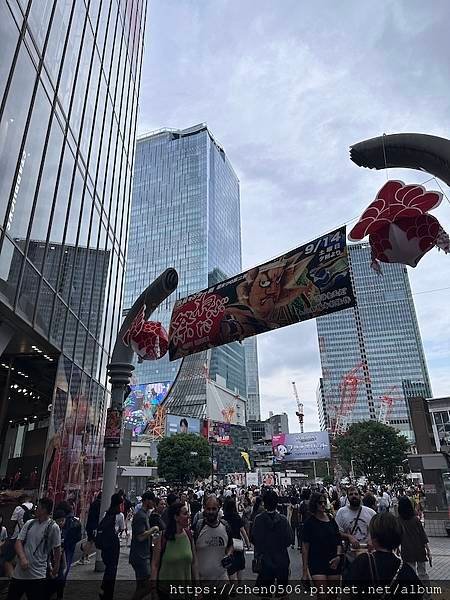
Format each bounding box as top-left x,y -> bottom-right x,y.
334,420 -> 408,484
157,433 -> 211,483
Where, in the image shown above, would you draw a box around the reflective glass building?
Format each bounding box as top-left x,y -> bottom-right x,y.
316,243 -> 431,441
125,124 -> 247,417
243,337 -> 261,421
0,0 -> 147,521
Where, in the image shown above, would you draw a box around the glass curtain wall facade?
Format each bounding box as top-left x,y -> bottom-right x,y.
316,243 -> 431,441
0,0 -> 147,520
125,124 -> 247,417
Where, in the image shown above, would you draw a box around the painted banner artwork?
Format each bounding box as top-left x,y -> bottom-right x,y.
122,304 -> 169,362
169,227 -> 355,360
272,431 -> 331,462
349,180 -> 450,271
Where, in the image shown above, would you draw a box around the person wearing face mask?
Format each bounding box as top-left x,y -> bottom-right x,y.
129,491 -> 159,600
335,485 -> 376,581
194,495 -> 233,582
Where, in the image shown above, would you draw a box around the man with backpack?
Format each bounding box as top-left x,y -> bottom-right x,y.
96,494 -> 122,600
54,501 -> 81,579
194,495 -> 233,582
7,497 -> 61,600
251,490 -> 293,591
10,497 -> 34,538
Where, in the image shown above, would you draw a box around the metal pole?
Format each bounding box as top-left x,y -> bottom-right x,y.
326,461 -> 330,477
313,460 -> 317,483
95,268 -> 178,571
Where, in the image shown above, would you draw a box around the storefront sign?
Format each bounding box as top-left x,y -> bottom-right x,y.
169,227 -> 355,360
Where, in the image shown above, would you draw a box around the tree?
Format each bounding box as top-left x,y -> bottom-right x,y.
157,433 -> 211,484
334,421 -> 408,484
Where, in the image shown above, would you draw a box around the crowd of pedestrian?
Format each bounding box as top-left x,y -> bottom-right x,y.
0,481 -> 431,599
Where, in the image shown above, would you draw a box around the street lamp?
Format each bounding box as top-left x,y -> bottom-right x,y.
96,268 -> 178,571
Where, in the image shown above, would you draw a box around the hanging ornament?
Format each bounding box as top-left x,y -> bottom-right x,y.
349,180 -> 449,270
123,304 -> 168,361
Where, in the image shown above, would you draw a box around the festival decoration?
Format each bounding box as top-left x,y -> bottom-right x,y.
169,227 -> 355,360
122,304 -> 168,361
349,180 -> 450,270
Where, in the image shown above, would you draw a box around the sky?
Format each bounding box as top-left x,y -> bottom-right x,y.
136,0 -> 450,432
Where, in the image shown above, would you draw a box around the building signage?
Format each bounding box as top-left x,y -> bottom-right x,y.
227,473 -> 245,486
165,414 -> 201,437
168,227 -> 355,360
272,431 -> 331,462
246,472 -> 259,487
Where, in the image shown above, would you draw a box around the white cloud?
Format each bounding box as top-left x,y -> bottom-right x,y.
138,0 -> 450,429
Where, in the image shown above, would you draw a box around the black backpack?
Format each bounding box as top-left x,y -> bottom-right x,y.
64,516 -> 82,550
95,514 -> 115,551
21,504 -> 35,526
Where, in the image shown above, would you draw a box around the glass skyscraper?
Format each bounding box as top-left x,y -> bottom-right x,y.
316,242 -> 431,441
0,0 -> 147,520
125,124 -> 248,416
243,337 -> 261,421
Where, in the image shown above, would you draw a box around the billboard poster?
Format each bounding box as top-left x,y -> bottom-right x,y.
272,431 -> 331,462
209,421 -> 232,446
262,473 -> 278,487
227,473 -> 245,486
169,227 -> 355,360
165,414 -> 201,437
123,381 -> 170,436
246,472 -> 259,487
104,408 -> 123,447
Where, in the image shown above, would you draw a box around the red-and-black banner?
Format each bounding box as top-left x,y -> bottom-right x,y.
169,226 -> 355,360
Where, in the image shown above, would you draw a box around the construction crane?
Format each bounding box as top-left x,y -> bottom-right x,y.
378,386 -> 398,424
333,363 -> 370,436
292,381 -> 304,433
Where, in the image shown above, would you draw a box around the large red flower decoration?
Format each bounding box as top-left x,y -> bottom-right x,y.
349,180 -> 449,269
123,305 -> 168,361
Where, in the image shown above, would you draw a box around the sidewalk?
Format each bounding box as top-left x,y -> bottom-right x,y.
68,536 -> 450,582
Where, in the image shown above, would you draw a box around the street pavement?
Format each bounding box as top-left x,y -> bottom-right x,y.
67,535 -> 450,583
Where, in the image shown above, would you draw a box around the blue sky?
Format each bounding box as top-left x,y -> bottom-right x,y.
136,0 -> 450,431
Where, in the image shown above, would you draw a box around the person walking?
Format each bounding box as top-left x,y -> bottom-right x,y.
54,501 -> 81,580
149,497 -> 166,531
347,513 -> 422,599
96,493 -> 122,600
288,494 -> 302,550
46,509 -> 67,600
335,485 -> 376,579
129,491 -> 159,600
194,495 -> 233,583
7,498 -> 61,600
397,496 -> 431,585
80,492 -> 102,564
302,492 -> 343,588
222,497 -> 250,582
151,501 -> 198,598
251,490 -> 293,591
249,496 -> 264,538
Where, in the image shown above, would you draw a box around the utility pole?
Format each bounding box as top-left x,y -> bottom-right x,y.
95,268 -> 178,571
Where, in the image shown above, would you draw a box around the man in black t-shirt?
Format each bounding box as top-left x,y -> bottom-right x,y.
129,491 -> 159,600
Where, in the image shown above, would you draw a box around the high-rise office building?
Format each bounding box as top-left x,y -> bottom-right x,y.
125,124 -> 247,418
0,0 -> 147,520
316,378 -> 328,431
316,243 -> 431,441
243,337 -> 261,421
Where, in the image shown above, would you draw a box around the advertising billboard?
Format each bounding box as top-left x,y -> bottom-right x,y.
209,421 -> 232,446
165,414 -> 201,437
272,431 -> 331,462
227,473 -> 245,486
169,227 -> 355,360
246,472 -> 259,487
104,408 -> 123,447
123,381 -> 170,436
